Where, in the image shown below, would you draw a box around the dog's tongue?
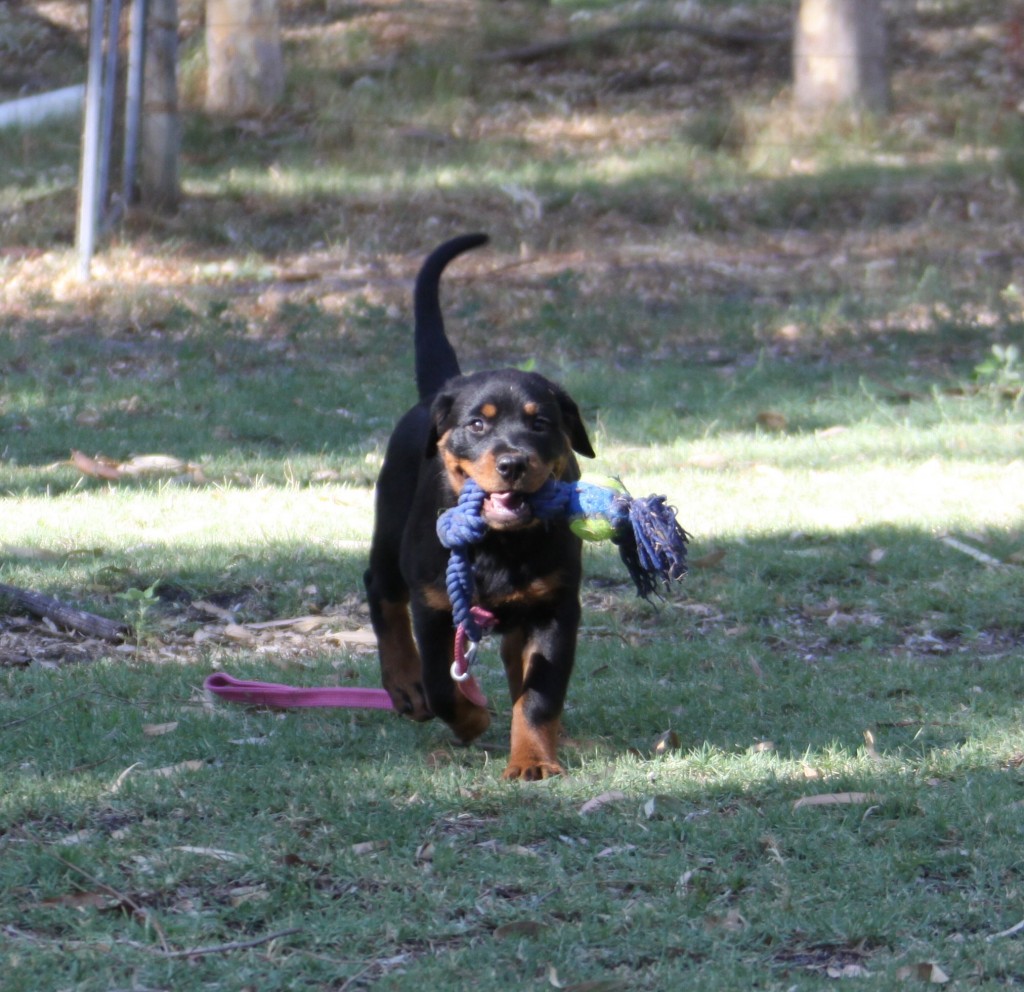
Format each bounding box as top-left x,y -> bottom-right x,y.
489,492 -> 524,512
483,490 -> 530,526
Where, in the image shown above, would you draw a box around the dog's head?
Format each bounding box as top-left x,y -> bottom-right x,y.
427,369 -> 595,530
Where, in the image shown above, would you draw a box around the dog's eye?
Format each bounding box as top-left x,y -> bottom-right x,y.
530,416 -> 553,433
467,417 -> 487,434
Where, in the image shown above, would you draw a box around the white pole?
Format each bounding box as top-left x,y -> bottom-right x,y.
76,0 -> 108,281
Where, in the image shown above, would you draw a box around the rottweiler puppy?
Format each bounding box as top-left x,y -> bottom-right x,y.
364,234 -> 595,780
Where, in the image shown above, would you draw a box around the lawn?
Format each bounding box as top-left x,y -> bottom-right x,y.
2,1 -> 1024,989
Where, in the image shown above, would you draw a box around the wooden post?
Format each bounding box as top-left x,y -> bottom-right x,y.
793,0 -> 889,115
141,0 -> 180,210
205,0 -> 284,116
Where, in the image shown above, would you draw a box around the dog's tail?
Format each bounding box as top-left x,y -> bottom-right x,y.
414,232 -> 489,400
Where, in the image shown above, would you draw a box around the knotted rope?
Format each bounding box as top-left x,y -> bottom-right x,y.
436,476 -> 689,673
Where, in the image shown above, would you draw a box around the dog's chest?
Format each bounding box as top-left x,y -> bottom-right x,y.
469,527 -> 578,610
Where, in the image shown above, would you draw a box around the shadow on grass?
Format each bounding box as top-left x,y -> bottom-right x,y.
2,516 -> 1021,766
2,294 -> 1021,502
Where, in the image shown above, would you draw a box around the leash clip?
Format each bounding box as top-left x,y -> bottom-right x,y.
451,639 -> 479,682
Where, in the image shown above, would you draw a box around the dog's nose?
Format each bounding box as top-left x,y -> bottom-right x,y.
496,452 -> 528,483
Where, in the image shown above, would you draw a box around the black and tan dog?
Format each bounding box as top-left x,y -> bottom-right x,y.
364,234 -> 595,780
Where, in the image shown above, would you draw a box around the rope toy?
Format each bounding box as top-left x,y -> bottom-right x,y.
436,477 -> 689,666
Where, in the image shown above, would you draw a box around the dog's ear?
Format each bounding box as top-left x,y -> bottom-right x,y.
426,393 -> 456,457
555,388 -> 595,458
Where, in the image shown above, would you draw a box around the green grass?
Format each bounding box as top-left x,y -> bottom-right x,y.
3,296 -> 1024,989
4,0 -> 1024,987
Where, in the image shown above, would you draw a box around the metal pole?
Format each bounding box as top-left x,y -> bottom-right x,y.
97,0 -> 123,229
122,0 -> 147,206
76,0 -> 108,280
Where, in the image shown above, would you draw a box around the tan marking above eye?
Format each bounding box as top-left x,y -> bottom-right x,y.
523,402 -> 539,416
480,403 -> 498,419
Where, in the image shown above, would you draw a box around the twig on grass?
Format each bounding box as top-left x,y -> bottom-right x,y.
48,849 -> 170,954
939,535 -> 1007,569
3,923 -> 301,958
157,927 -> 302,958
0,689 -> 96,733
0,581 -> 127,641
988,918 -> 1024,942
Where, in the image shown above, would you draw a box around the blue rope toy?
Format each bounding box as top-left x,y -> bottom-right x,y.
436,477 -> 689,643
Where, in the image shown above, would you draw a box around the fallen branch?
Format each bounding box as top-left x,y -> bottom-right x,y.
338,18 -> 787,82
476,19 -> 789,65
0,582 -> 127,642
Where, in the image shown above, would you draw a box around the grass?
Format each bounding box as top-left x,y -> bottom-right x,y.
3,0 -> 1024,988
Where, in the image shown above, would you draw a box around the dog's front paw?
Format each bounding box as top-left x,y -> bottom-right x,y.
383,677 -> 433,722
501,760 -> 564,782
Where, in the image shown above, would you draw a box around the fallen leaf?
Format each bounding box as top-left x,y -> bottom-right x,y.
118,454 -> 191,476
41,891 -> 120,911
705,908 -> 747,932
142,721 -> 178,737
642,795 -> 691,821
174,845 -> 248,862
579,790 -> 626,815
192,600 -> 236,621
690,548 -> 727,569
803,597 -> 842,618
415,841 -> 435,864
897,962 -> 950,983
653,729 -> 680,755
245,614 -> 329,632
794,792 -> 879,810
70,449 -> 122,480
55,829 -> 95,846
69,450 -> 205,484
148,759 -> 206,778
322,628 -> 378,647
828,963 -> 872,978
229,884 -> 269,906
223,623 -> 256,642
596,844 -> 637,858
756,410 -> 788,431
493,920 -> 549,939
351,840 -> 389,856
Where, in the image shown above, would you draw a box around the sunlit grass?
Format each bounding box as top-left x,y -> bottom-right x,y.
3,2 -> 1024,988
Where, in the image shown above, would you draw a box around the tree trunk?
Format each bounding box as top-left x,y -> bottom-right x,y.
141,0 -> 181,211
793,0 -> 889,114
205,0 -> 284,116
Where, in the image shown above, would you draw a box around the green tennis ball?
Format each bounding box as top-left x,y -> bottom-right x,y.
571,517 -> 617,542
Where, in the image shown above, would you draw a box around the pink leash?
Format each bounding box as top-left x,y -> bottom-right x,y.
204,672 -> 395,710
204,610 -> 495,712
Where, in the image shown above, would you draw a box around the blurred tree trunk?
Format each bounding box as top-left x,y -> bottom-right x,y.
142,0 -> 181,210
793,0 -> 889,114
205,0 -> 284,116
